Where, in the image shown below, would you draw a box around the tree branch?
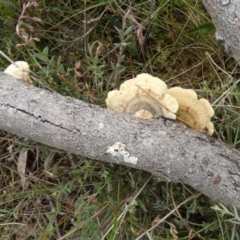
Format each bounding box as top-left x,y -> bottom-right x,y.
202,0 -> 240,63
0,72 -> 240,209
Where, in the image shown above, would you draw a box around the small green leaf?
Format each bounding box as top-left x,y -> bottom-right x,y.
33,53 -> 49,63
42,46 -> 49,56
172,0 -> 182,7
187,23 -> 214,36
124,26 -> 133,36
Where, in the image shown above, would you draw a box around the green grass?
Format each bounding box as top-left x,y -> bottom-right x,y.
0,0 -> 240,239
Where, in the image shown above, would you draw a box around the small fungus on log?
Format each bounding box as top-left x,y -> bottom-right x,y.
106,73 -> 179,119
4,61 -> 32,84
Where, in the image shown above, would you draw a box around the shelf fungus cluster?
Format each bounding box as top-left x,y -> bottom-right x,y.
106,73 -> 215,135
4,61 -> 33,84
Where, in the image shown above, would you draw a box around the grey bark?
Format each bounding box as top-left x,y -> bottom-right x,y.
202,0 -> 240,63
0,72 -> 240,209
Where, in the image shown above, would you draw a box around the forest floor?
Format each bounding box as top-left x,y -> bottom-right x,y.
0,1 -> 240,239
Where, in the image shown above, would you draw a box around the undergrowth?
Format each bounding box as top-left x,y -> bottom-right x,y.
0,0 -> 239,239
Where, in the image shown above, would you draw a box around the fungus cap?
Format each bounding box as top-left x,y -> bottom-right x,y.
106,73 -> 179,119
4,61 -> 33,84
167,87 -> 214,135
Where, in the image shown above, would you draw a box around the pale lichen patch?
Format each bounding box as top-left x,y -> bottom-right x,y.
98,122 -> 104,129
107,142 -> 138,164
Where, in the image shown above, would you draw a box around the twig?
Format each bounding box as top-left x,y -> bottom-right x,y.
0,50 -> 18,67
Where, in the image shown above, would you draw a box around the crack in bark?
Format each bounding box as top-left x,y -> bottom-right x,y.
4,103 -> 72,132
219,153 -> 240,166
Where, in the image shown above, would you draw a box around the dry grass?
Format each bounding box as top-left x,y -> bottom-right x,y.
0,0 -> 239,239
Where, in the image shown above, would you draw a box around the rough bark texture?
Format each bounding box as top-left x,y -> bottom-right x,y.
202,0 -> 240,63
0,72 -> 240,209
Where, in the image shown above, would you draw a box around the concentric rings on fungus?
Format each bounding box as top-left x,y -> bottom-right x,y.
106,73 -> 179,120
167,87 -> 214,136
106,74 -> 214,136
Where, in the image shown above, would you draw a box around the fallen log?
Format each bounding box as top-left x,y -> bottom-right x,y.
0,72 -> 239,209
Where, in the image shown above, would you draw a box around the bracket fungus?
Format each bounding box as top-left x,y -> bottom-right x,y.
167,87 -> 214,136
106,73 -> 179,120
4,61 -> 33,84
106,74 -> 215,136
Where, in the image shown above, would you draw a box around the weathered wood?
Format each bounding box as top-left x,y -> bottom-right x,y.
0,72 -> 239,209
202,0 -> 240,63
